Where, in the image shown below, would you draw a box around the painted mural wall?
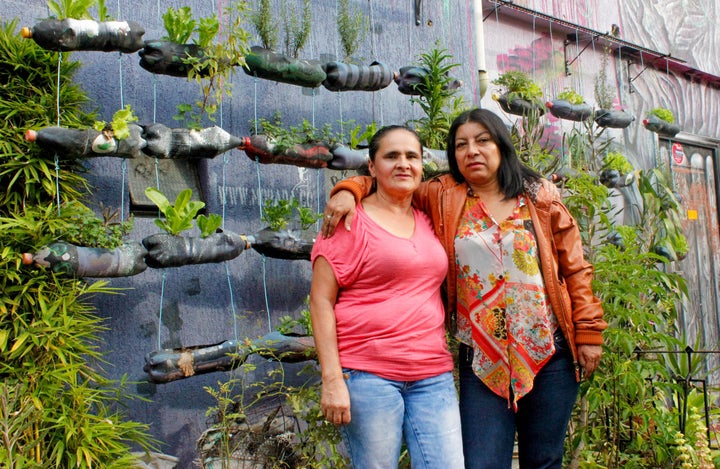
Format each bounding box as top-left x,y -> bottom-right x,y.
4,0 -> 719,464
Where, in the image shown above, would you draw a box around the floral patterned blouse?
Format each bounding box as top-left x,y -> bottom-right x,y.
455,192 -> 558,409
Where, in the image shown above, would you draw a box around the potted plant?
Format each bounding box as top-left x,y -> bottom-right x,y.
327,121 -> 376,170
22,201 -> 146,278
141,123 -> 244,160
491,70 -> 545,116
320,0 -> 393,92
242,114 -> 335,168
139,4 -> 250,128
598,151 -> 636,188
21,0 -> 145,53
246,198 -> 319,260
244,0 -> 326,88
25,105 -> 145,159
405,44 -> 465,152
546,87 -> 593,122
592,45 -> 634,128
143,329 -> 317,383
141,188 -> 254,268
643,107 -> 681,137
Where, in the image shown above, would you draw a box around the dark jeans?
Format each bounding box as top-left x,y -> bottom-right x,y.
458,331 -> 579,469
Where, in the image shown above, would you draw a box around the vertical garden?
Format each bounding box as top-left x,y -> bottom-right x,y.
0,20 -> 154,467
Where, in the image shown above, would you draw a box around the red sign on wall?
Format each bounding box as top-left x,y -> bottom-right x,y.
672,142 -> 685,165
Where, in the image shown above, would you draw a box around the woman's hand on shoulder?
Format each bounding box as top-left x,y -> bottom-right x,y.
322,190 -> 357,238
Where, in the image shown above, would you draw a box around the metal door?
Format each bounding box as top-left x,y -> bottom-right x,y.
660,138 -> 720,383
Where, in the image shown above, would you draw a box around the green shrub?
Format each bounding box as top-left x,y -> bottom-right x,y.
0,19 -> 155,467
492,70 -> 543,103
557,87 -> 585,105
648,107 -> 675,124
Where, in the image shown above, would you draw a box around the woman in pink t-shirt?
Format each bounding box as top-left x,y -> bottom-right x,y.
310,126 -> 464,468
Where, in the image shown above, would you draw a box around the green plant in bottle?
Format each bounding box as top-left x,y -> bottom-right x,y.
145,187 -> 206,236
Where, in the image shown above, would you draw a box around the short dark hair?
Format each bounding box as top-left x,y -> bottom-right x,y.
368,125 -> 422,162
446,108 -> 540,198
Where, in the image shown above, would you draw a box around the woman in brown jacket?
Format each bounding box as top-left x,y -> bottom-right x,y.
322,108 -> 606,469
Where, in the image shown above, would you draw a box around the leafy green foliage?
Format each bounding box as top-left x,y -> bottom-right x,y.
515,89 -> 711,466
47,0 -> 96,19
0,20 -> 91,213
253,112 -> 342,153
510,107 -> 559,177
262,198 -> 320,231
594,45 -> 615,110
557,87 -> 585,105
250,0 -> 278,50
347,121 -> 377,149
282,0 -> 311,58
145,187 -> 205,235
0,21 -> 154,466
407,44 -> 467,150
196,213 -> 223,238
492,70 -> 543,103
162,6 -> 195,44
95,0 -> 109,21
249,0 -> 311,58
59,201 -> 134,248
166,3 -> 251,128
648,107 -> 675,124
92,104 -> 137,140
603,151 -> 634,174
337,0 -> 367,61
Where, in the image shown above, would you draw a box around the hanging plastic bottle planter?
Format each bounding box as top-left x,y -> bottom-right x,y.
546,99 -> 593,122
491,71 -> 544,117
138,40 -> 217,77
493,93 -> 546,117
142,231 -> 251,268
643,109 -> 681,137
22,241 -> 148,277
546,88 -> 593,122
25,125 -> 146,159
593,109 -> 635,129
20,18 -> 145,53
321,61 -> 394,92
243,46 -> 326,88
141,124 -> 244,160
394,66 -> 462,95
240,134 -> 332,168
143,331 -> 316,383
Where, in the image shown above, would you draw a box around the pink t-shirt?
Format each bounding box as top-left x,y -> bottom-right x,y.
311,204 -> 452,381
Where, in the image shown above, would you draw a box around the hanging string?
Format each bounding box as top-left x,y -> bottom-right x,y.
493,3 -> 506,71
531,15 -> 536,83
116,0 -> 127,221
54,53 -> 62,215
573,30 -> 582,95
464,0 -> 478,105
250,74 -> 272,331
157,271 -> 167,349
150,0 -> 167,350
548,20 -> 557,97
215,1 -> 239,342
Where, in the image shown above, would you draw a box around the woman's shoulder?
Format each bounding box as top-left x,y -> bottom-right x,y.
524,177 -> 561,205
422,173 -> 462,192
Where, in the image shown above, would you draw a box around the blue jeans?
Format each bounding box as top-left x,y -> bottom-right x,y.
340,369 -> 464,469
458,331 -> 579,469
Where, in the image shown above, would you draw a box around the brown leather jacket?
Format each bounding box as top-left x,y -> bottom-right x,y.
333,174 -> 607,377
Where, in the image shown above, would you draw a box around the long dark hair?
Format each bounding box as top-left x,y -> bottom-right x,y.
368,125 -> 422,162
446,108 -> 541,198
